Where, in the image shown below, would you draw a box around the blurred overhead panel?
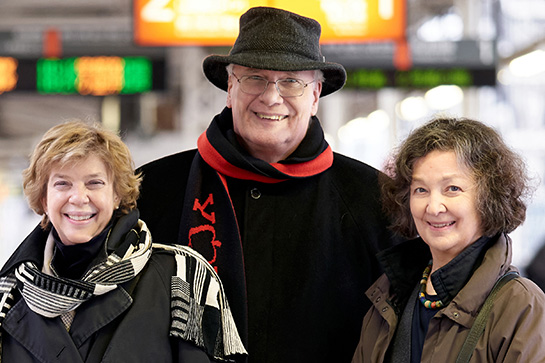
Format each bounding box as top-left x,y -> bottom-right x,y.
43,28 -> 62,59
0,56 -> 165,95
0,57 -> 18,94
344,68 -> 496,89
323,39 -> 497,88
133,0 -> 406,45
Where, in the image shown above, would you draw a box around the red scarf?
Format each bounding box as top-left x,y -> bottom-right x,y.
179,108 -> 333,347
197,131 -> 333,183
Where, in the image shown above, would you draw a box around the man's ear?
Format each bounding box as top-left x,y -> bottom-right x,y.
311,81 -> 322,116
226,76 -> 234,108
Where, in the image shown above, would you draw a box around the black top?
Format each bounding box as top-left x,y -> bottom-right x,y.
50,222 -> 112,279
410,235 -> 495,362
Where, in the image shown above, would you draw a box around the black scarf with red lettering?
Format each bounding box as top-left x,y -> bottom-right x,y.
178,107 -> 333,349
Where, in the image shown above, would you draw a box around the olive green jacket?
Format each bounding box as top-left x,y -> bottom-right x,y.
353,234 -> 545,363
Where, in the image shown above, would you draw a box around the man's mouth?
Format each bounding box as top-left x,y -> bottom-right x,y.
256,113 -> 286,121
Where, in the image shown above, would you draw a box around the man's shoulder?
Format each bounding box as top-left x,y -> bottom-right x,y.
137,149 -> 197,199
327,152 -> 384,206
331,152 -> 380,179
138,149 -> 198,174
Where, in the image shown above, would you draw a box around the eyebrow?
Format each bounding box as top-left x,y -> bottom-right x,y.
411,174 -> 464,183
241,68 -> 304,77
50,172 -> 106,179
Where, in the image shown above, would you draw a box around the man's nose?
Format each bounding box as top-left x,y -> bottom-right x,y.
259,81 -> 283,105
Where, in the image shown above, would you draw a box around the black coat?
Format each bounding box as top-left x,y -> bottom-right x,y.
0,225 -> 212,363
137,149 -> 399,363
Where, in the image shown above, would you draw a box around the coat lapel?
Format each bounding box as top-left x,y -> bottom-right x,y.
69,286 -> 133,348
3,299 -> 84,363
3,286 -> 133,362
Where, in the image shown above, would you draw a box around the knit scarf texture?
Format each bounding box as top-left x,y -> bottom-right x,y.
0,210 -> 246,361
179,107 -> 333,345
155,243 -> 247,359
0,211 -> 152,362
17,220 -> 152,319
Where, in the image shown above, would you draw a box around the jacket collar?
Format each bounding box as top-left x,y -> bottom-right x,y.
430,235 -> 495,304
443,233 -> 514,325
377,234 -> 501,310
2,282 -> 133,362
0,224 -> 48,276
0,210 -> 141,278
377,238 -> 431,310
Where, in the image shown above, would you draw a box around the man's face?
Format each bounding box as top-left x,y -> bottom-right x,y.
226,65 -> 322,163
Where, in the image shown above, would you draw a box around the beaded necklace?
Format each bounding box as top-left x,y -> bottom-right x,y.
419,260 -> 444,309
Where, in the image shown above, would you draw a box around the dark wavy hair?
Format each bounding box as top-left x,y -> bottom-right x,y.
380,117 -> 532,238
23,120 -> 142,229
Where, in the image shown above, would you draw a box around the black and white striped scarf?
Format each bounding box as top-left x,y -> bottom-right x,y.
15,219 -> 152,318
0,215 -> 152,362
155,243 -> 247,360
0,215 -> 246,361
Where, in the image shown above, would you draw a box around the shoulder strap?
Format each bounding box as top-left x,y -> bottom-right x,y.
455,271 -> 519,363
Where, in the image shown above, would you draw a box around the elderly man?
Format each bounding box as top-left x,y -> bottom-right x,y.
137,6 -> 399,363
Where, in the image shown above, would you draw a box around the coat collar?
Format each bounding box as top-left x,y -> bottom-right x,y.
0,224 -> 48,276
377,234 -> 507,312
0,210 -> 141,278
2,285 -> 133,362
430,235 -> 495,304
376,238 -> 430,310
440,234 -> 514,327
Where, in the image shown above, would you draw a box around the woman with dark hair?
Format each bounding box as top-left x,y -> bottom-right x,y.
353,117 -> 545,362
0,120 -> 246,362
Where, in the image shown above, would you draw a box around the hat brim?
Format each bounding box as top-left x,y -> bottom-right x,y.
203,53 -> 346,97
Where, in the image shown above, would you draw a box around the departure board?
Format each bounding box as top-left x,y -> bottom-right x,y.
134,0 -> 406,46
0,56 -> 165,95
0,57 -> 18,94
344,68 -> 496,88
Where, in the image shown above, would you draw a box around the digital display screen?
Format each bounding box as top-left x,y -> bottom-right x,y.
134,0 -> 406,46
0,57 -> 18,94
0,56 -> 165,95
345,68 -> 496,89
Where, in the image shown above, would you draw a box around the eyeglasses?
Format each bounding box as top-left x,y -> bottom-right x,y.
230,72 -> 316,98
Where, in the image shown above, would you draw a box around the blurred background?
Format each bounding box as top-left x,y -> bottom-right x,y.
1,0 -> 545,275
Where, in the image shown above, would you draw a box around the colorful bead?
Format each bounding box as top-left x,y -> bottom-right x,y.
419,260 -> 444,309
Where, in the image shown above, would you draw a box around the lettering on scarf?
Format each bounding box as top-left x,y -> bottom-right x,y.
189,193 -> 221,272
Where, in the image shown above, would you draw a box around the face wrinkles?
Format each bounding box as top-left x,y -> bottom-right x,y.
226,65 -> 321,163
409,150 -> 483,269
42,154 -> 119,246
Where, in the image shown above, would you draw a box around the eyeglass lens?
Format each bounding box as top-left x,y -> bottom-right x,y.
239,76 -> 307,97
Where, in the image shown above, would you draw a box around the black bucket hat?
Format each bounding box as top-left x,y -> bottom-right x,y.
202,7 -> 347,97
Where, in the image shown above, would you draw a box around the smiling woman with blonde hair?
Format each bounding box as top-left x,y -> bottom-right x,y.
353,117 -> 545,363
22,120 -> 140,229
0,120 -> 245,362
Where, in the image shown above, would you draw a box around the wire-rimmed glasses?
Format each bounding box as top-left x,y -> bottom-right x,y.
230,73 -> 316,98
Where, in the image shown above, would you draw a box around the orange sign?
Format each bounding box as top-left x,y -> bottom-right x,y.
0,57 -> 18,94
134,0 -> 405,46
